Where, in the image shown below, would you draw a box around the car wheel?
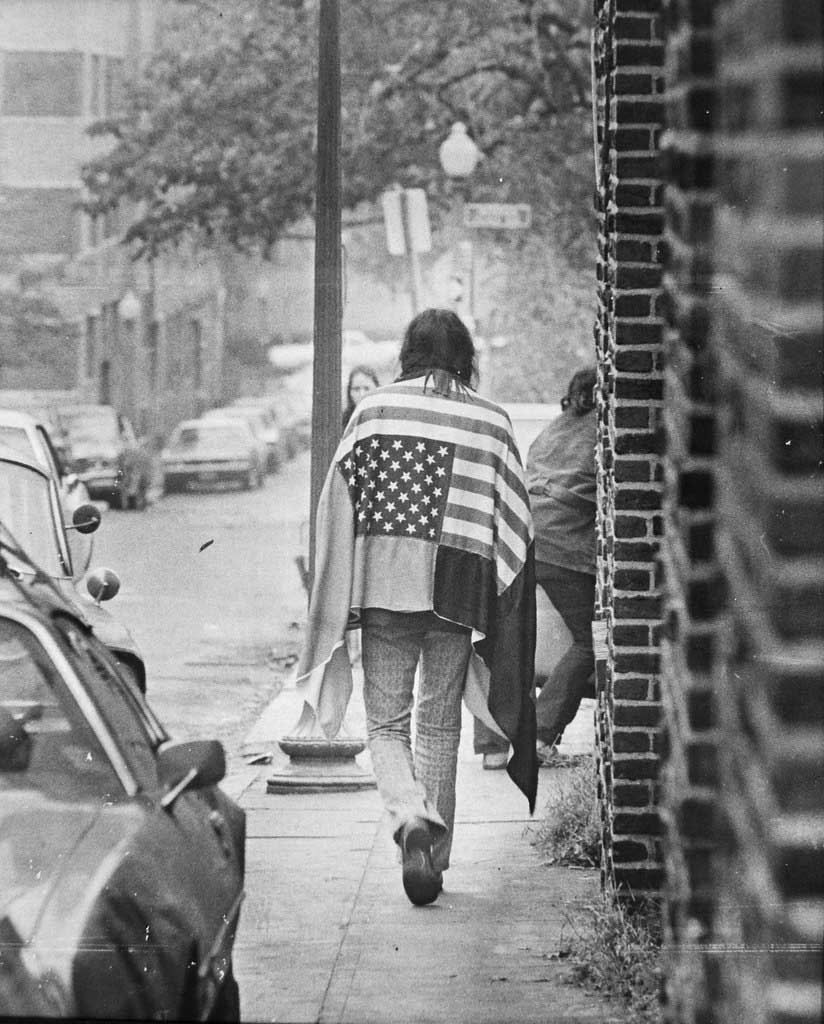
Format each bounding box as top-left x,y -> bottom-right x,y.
130,477 -> 149,511
208,965 -> 240,1022
243,468 -> 255,490
110,480 -> 128,510
162,476 -> 176,496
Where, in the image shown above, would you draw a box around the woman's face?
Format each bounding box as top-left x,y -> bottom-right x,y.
349,372 -> 377,405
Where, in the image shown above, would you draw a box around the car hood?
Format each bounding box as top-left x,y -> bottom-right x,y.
52,580 -> 142,662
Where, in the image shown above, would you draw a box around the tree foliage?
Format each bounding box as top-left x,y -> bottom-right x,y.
83,0 -> 594,264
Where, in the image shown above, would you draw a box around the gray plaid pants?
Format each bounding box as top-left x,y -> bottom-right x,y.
360,608 -> 472,873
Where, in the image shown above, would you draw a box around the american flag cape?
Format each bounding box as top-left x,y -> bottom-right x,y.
295,377 -> 538,812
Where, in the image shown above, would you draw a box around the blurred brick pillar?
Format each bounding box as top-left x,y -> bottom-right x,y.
658,0 -> 824,1020
658,0 -> 721,1019
593,0 -> 667,895
710,1 -> 824,1021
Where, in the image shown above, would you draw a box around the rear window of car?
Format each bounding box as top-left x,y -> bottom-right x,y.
0,618 -> 121,801
0,462 -> 67,577
59,408 -> 119,445
173,424 -> 248,448
0,426 -> 35,460
53,618 -> 162,790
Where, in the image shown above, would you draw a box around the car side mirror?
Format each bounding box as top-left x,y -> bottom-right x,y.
86,567 -> 121,603
67,504 -> 101,535
158,739 -> 226,810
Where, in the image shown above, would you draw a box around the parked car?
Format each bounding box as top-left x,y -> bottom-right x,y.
0,447 -> 146,693
56,404 -> 153,510
228,400 -> 286,470
160,417 -> 264,493
0,569 -> 245,1020
0,408 -> 90,515
203,406 -> 273,473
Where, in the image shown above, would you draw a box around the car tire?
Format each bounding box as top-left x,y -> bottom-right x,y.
243,468 -> 255,490
162,476 -> 177,496
111,480 -> 128,511
130,477 -> 149,511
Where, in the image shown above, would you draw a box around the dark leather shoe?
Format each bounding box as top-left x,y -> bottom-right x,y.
400,819 -> 441,906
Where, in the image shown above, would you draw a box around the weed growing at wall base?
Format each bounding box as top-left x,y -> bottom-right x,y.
561,896 -> 663,1024
532,757 -> 600,867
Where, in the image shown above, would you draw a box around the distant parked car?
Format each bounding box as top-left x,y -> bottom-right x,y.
0,408 -> 90,515
227,401 -> 285,470
273,388 -> 312,458
0,447 -> 146,693
0,569 -> 245,1021
203,406 -> 274,473
160,418 -> 264,494
56,405 -> 153,510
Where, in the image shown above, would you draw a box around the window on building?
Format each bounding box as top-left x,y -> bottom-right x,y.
85,315 -> 98,379
147,322 -> 159,389
89,54 -> 103,119
190,320 -> 203,388
2,52 -> 83,117
103,58 -> 125,117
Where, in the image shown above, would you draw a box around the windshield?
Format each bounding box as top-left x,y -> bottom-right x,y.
0,617 -> 120,800
0,462 -> 67,577
0,426 -> 35,462
59,408 -> 119,445
172,424 -> 248,448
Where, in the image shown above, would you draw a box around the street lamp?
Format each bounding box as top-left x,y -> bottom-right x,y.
438,122 -> 481,180
438,122 -> 482,330
118,289 -> 141,324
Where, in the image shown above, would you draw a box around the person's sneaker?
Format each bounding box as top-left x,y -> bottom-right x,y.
536,742 -> 591,768
400,819 -> 441,906
482,750 -> 509,770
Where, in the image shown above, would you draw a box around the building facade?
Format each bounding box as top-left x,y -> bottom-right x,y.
592,1 -> 823,1022
0,0 -> 227,440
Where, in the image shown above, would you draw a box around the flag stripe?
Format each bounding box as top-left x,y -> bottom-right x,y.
342,414 -> 507,462
443,486 -> 528,577
364,385 -> 515,434
451,456 -> 531,526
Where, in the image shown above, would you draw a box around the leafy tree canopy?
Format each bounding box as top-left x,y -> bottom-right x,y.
83,0 -> 593,264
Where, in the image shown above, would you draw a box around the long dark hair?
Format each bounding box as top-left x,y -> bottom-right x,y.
561,367 -> 597,416
396,308 -> 477,396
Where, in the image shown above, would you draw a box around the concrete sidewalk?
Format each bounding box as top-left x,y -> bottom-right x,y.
225,673 -> 619,1024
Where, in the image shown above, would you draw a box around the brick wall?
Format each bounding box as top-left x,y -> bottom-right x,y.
656,0 -> 824,1021
710,1 -> 824,1021
593,0 -> 667,895
657,0 -> 720,1019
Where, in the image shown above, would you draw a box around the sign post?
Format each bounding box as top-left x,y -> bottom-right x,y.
381,187 -> 432,313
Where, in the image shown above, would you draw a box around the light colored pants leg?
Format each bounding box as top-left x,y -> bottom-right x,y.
361,609 -> 471,872
416,620 -> 472,871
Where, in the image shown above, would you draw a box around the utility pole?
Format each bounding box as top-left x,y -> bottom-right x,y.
309,0 -> 341,584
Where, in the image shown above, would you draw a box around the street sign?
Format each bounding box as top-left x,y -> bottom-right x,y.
381,187 -> 432,254
463,202 -> 532,230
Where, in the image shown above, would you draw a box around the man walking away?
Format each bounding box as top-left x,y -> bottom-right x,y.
295,309 -> 538,906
